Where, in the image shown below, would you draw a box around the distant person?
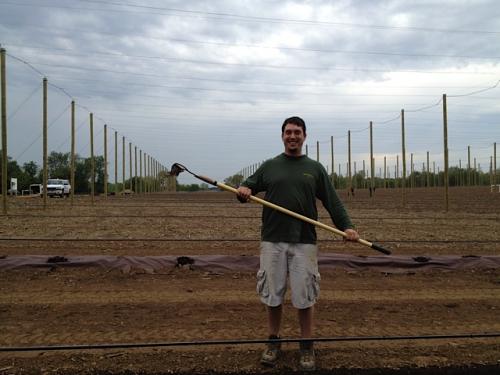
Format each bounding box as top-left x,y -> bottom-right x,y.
236,116 -> 359,371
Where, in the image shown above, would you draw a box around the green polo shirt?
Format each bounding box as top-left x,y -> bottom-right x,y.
241,153 -> 354,244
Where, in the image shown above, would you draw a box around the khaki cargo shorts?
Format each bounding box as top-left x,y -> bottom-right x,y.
256,241 -> 321,309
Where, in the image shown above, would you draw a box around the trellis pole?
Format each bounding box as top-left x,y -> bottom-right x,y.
114,131 -> 117,194
369,122 -> 374,198
129,142 -> 132,192
330,136 -> 334,187
134,146 -> 137,193
348,130 -> 352,194
494,142 -> 497,187
103,124 -> 108,198
122,136 -> 125,195
1,48 -> 7,215
42,77 -> 48,209
144,153 -> 148,193
90,113 -> 94,204
442,94 -> 449,211
139,150 -> 143,194
70,101 -> 75,205
401,110 -> 407,206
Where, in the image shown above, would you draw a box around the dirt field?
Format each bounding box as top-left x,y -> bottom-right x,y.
1,187 -> 499,374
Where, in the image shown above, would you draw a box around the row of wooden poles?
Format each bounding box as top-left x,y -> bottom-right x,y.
0,48 -> 173,215
240,101 -> 498,210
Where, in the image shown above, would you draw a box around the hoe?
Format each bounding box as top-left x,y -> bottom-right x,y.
170,163 -> 391,255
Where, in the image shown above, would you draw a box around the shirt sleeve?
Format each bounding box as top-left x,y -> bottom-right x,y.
241,161 -> 266,194
316,164 -> 354,231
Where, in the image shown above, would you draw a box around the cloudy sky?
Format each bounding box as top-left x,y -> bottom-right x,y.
1,0 -> 499,185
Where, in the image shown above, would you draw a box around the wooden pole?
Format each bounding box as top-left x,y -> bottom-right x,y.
369,122 -> 374,197
134,146 -> 137,193
103,124 -> 108,198
139,150 -> 143,194
114,131 -> 117,195
316,141 -> 319,163
89,113 -> 95,204
129,142 -> 132,191
43,77 -> 48,209
401,110 -> 406,206
122,136 -> 125,194
330,136 -> 334,187
494,142 -> 497,187
443,94 -> 449,211
348,130 -> 352,193
70,101 -> 75,204
1,48 -> 7,215
144,153 -> 148,193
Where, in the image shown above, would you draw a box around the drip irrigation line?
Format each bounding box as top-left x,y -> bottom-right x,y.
0,237 -> 498,244
3,213 -> 499,221
1,332 -> 499,352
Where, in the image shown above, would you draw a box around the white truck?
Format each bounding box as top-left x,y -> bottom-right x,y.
47,179 -> 71,198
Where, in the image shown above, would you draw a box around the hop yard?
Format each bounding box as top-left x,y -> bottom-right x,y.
0,187 -> 499,374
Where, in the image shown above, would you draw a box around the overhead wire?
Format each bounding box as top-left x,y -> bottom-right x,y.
14,103 -> 71,160
6,82 -> 41,121
14,0 -> 498,35
4,37 -> 500,61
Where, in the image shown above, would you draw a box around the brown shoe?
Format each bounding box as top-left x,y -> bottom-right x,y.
299,342 -> 316,371
260,336 -> 281,367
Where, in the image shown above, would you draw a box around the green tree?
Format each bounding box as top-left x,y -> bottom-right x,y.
47,151 -> 70,179
224,173 -> 244,187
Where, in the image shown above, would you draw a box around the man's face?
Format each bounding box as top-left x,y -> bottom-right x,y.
282,123 -> 306,156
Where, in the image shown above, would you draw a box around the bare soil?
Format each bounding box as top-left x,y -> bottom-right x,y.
0,187 -> 499,374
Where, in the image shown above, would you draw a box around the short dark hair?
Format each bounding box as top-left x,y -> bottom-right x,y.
282,116 -> 306,135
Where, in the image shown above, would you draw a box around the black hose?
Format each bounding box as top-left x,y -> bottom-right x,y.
1,332 -> 499,352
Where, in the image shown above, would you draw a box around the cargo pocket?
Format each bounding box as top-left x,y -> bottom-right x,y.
256,269 -> 269,298
307,272 -> 321,302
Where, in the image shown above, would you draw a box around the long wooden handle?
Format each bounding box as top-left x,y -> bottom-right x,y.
216,181 -> 391,255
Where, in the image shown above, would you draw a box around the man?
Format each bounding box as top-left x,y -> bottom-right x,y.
236,116 -> 359,371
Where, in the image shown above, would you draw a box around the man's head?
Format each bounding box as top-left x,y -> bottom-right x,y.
281,116 -> 306,136
281,116 -> 306,156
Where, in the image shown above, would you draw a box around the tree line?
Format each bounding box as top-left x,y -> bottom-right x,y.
0,151 -> 206,194
0,151 -> 105,194
224,167 -> 497,190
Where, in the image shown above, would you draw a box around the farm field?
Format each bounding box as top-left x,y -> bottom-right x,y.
0,186 -> 500,374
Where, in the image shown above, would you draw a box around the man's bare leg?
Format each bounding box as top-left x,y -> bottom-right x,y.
267,305 -> 283,336
298,306 -> 314,338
